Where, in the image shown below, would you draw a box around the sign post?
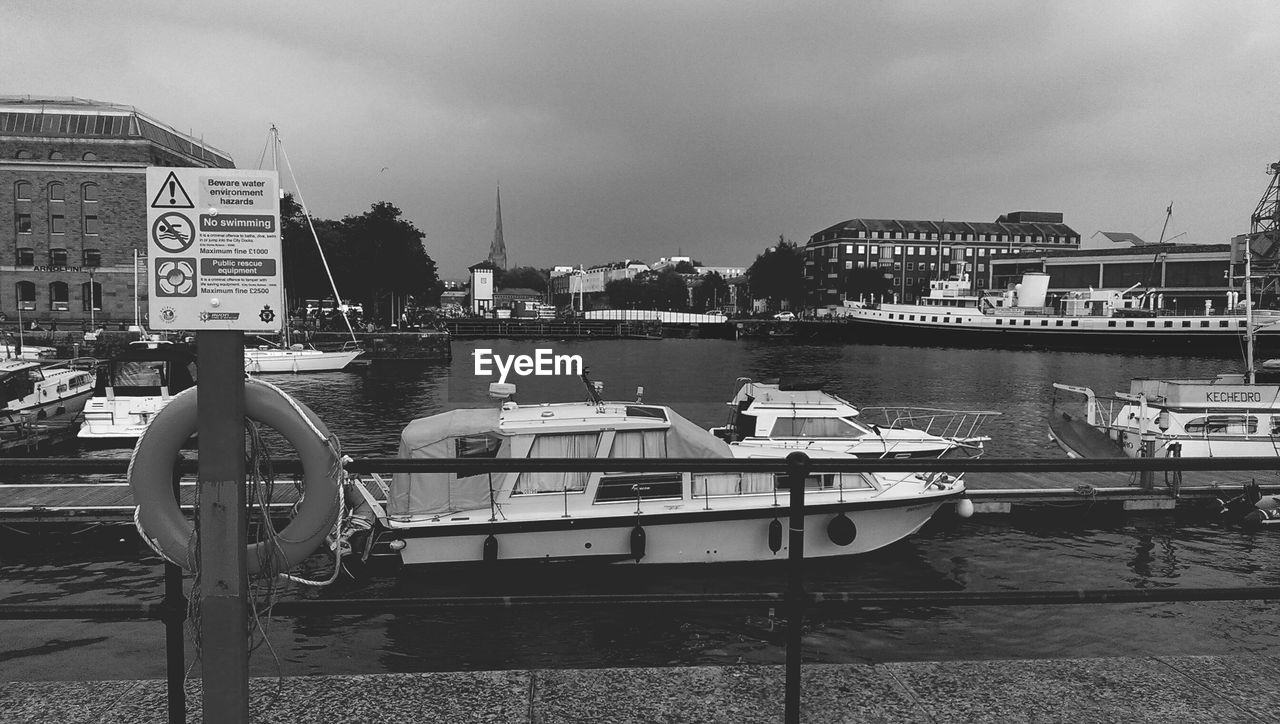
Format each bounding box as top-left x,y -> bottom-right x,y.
146,167 -> 282,723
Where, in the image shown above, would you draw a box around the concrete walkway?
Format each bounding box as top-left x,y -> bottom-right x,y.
4,654 -> 1279,723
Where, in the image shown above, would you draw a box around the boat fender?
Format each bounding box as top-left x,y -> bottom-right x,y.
128,378 -> 342,577
768,518 -> 783,554
483,533 -> 498,562
956,498 -> 974,519
827,512 -> 857,546
1243,508 -> 1280,526
630,524 -> 646,562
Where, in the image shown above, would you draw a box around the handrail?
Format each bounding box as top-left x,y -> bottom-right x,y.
3,453 -> 1280,724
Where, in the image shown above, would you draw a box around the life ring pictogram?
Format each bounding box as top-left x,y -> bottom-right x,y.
128,378 -> 343,576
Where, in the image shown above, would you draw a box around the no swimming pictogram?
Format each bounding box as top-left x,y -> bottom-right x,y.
150,171 -> 194,209
152,212 -> 196,253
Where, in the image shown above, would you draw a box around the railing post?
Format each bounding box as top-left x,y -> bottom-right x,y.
164,461 -> 187,724
784,451 -> 810,724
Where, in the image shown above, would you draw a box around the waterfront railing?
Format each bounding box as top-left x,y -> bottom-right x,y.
2,454 -> 1280,724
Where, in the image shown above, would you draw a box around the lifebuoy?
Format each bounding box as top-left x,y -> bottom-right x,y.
128,378 -> 343,576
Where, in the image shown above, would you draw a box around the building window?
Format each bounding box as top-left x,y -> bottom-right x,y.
48,182 -> 64,201
16,247 -> 34,266
857,261 -> 866,268
844,244 -> 853,254
844,260 -> 852,269
15,180 -> 32,200
50,248 -> 68,267
16,281 -> 36,310
49,151 -> 64,160
16,213 -> 32,234
82,183 -> 98,202
893,246 -> 902,255
15,149 -> 32,159
906,262 -> 915,271
83,248 -> 101,267
856,245 -> 865,254
50,214 -> 65,234
84,215 -> 99,235
49,281 -> 69,311
82,152 -> 99,161
81,281 -> 102,311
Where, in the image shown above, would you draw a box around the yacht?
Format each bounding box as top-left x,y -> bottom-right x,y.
78,340 -> 197,447
0,358 -> 98,420
245,342 -> 362,373
712,378 -> 998,458
345,381 -> 970,567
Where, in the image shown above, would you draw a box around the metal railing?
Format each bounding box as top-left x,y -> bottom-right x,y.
3,453 -> 1280,724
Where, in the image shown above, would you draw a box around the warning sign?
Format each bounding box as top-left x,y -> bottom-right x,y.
146,168 -> 282,332
150,171 -> 194,209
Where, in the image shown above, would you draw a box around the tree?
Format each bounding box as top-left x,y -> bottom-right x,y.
497,266 -> 549,293
692,271 -> 729,311
841,267 -> 894,303
339,202 -> 441,322
746,236 -> 806,311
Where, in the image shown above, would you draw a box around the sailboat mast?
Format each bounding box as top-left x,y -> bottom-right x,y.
1246,249 -> 1255,383
271,126 -> 290,347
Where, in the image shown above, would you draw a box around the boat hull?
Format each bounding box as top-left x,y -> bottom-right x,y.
245,349 -> 362,373
387,494 -> 957,566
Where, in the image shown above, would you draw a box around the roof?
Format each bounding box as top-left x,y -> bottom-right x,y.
494,287 -> 543,297
808,214 -> 1079,246
468,261 -> 498,272
1092,231 -> 1148,246
0,95 -> 233,167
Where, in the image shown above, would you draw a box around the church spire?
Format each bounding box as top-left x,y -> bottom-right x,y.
488,183 -> 508,269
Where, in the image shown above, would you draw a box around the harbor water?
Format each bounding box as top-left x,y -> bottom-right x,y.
3,339 -> 1280,682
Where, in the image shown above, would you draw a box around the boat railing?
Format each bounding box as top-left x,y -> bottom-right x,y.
857,406 -> 1001,443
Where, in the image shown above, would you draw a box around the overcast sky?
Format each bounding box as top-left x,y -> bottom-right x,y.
5,1 -> 1280,278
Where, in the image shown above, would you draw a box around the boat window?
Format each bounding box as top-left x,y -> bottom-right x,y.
609,430 -> 667,458
512,432 -> 599,494
454,433 -> 503,479
769,417 -> 865,438
1184,416 -> 1257,435
625,405 -> 667,421
112,361 -> 165,388
594,472 -> 683,503
693,472 -> 775,496
777,473 -> 876,491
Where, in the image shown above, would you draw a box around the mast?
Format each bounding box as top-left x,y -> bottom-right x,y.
274,127 -> 360,345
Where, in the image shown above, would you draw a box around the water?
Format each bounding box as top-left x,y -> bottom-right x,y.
4,339 -> 1279,682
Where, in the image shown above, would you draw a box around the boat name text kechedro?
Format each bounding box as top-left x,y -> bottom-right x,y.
1206,391 -> 1263,403
473,348 -> 584,384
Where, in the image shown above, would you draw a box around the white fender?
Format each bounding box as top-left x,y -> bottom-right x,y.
128,378 -> 342,576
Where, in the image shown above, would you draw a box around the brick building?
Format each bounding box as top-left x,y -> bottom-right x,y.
804,211 -> 1080,305
1,96 -> 233,328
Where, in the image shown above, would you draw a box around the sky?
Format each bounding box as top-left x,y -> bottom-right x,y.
4,1 -> 1280,279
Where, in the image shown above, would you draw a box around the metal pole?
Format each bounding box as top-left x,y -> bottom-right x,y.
197,330 -> 248,722
784,451 -> 809,724
164,462 -> 187,724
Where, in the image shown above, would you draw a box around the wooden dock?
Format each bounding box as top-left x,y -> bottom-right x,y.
2,468 -> 1277,527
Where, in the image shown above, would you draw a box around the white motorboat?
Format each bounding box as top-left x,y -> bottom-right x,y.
78,340 -> 198,447
245,342 -> 362,373
0,357 -> 98,420
346,382 -> 969,567
712,378 -> 998,459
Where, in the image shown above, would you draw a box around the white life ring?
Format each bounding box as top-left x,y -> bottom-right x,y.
128,378 -> 343,576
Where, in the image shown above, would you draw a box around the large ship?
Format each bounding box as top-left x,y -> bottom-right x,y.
837,270 -> 1276,352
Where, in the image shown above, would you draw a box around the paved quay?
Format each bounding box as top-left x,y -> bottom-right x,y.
4,654 -> 1279,723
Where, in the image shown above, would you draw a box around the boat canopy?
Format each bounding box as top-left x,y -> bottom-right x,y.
389,405 -> 734,518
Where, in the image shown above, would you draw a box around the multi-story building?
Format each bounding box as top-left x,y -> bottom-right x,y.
1,96 -> 233,327
804,211 -> 1080,305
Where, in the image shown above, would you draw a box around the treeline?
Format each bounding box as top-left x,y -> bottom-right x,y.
280,194 -> 441,323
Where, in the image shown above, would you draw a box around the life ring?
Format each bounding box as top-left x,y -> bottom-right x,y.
128,378 -> 343,576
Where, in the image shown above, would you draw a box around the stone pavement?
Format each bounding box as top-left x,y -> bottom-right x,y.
4,654 -> 1279,723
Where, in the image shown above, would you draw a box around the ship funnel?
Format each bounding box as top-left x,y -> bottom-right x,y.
1015,272 -> 1049,307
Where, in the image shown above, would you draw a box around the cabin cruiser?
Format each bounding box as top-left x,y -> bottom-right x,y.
0,358 -> 98,420
344,381 -> 971,567
712,378 -> 998,458
78,340 -> 197,447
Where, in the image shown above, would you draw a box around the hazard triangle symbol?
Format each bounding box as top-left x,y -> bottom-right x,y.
151,171 -> 194,209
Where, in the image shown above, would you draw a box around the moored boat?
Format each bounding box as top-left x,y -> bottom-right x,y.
345,382 -> 969,567
78,339 -> 197,447
245,342 -> 362,373
712,377 -> 998,458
